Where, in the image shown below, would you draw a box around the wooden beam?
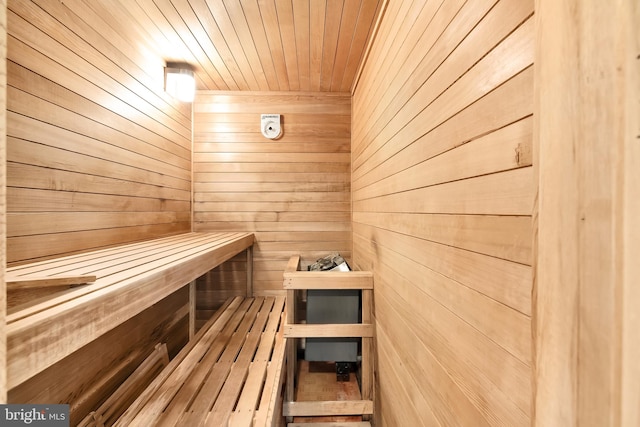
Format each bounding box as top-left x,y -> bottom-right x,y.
0,0 -> 6,404
245,245 -> 253,297
188,280 -> 196,340
361,289 -> 374,402
534,0 -> 640,425
288,423 -> 371,427
284,254 -> 299,414
283,271 -> 373,289
284,323 -> 373,339
7,275 -> 97,290
283,400 -> 374,417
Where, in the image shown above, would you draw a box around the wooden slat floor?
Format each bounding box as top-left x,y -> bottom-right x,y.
116,296 -> 287,427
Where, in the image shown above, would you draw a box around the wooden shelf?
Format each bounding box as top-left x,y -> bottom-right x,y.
283,255 -> 374,422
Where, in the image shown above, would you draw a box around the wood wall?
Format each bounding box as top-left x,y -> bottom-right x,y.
193,91 -> 351,296
534,1 -> 640,426
4,0 -> 194,417
6,0 -> 192,265
0,0 -> 6,404
351,1 -> 534,425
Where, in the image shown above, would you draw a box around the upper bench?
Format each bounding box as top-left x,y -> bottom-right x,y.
5,232 -> 254,389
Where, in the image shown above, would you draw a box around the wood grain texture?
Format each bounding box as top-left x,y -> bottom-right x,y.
6,0 -> 191,264
352,1 -> 534,425
0,0 -> 6,404
9,289 -> 189,426
6,232 -> 253,389
534,1 -> 640,426
193,92 -> 352,295
115,296 -> 286,427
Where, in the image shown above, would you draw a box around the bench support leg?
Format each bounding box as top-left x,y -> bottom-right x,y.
189,280 -> 196,339
246,246 -> 253,297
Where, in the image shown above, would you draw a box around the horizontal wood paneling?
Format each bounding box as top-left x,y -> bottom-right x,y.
352,0 -> 534,425
0,0 -> 6,403
6,0 -> 192,264
193,91 -> 351,295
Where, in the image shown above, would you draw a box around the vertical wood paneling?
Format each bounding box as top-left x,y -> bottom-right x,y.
6,0 -> 192,264
534,1 -> 640,426
193,91 -> 351,295
0,0 -> 7,404
352,0 -> 534,425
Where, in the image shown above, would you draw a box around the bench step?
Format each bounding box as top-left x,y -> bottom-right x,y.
288,423 -> 371,427
283,400 -> 374,417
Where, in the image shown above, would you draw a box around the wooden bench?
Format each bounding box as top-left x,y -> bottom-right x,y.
5,232 -> 254,389
114,296 -> 287,427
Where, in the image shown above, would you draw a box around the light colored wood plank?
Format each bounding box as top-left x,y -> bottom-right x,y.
240,0 -> 281,91
283,400 -> 374,417
376,326 -> 441,427
77,343 -> 169,427
353,222 -> 531,316
353,166 -> 533,216
534,0 -> 639,426
114,296 -> 243,426
222,0 -> 269,90
246,246 -> 253,297
354,211 -> 531,265
284,324 -> 373,339
173,298 -> 264,426
255,0 -> 289,90
7,187 -> 189,213
284,256 -> 298,409
257,311 -> 287,427
284,271 -> 373,290
353,117 -> 533,196
189,280 -> 196,340
353,0 -> 531,159
6,233 -> 254,389
193,91 -> 351,297
0,0 -> 6,403
208,298 -> 275,426
376,277 -> 528,425
275,0 -> 298,91
292,0 -> 310,91
231,297 -> 285,425
318,0 -> 342,91
7,6 -> 191,142
288,423 -> 370,427
361,289 -> 373,403
7,275 -> 97,290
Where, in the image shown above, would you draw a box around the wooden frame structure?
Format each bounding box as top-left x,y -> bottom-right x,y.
5,232 -> 254,389
282,255 -> 374,421
115,296 -> 287,427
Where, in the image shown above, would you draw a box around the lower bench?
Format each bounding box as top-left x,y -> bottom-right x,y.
114,296 -> 287,427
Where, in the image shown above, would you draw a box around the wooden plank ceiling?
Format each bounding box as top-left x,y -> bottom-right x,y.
110,0 -> 384,93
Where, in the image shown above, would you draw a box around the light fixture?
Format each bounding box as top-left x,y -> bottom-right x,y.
164,62 -> 195,102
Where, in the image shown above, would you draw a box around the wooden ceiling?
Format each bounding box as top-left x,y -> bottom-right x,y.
114,0 -> 384,93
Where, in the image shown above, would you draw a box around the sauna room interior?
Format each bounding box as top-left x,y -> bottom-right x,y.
0,0 -> 638,426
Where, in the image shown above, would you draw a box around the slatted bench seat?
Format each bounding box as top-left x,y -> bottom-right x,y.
114,296 -> 287,427
5,232 -> 254,390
